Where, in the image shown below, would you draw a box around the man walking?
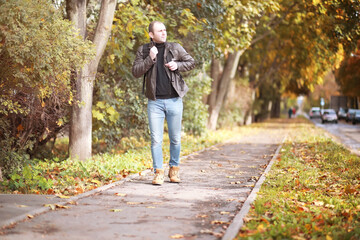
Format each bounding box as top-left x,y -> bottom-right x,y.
132,21 -> 195,185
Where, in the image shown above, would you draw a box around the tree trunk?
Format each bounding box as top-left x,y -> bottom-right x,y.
207,50 -> 244,130
67,0 -> 116,161
271,96 -> 281,118
206,58 -> 223,108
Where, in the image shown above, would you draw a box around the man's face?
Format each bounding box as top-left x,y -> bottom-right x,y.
149,22 -> 167,43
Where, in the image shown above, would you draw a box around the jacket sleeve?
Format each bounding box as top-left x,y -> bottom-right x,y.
174,43 -> 195,72
132,45 -> 155,78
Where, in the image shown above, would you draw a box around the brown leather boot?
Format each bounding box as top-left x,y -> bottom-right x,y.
152,169 -> 164,185
168,166 -> 180,183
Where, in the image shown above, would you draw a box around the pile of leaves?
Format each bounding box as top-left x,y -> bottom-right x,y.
238,120 -> 360,239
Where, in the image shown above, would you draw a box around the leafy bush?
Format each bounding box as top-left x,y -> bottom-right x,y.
92,74 -> 149,152
183,70 -> 212,135
0,0 -> 94,165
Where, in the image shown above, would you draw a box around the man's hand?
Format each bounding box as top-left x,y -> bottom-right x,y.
165,61 -> 178,71
149,46 -> 158,60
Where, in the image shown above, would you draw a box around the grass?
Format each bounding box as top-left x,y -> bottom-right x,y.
0,126 -> 252,196
237,118 -> 360,240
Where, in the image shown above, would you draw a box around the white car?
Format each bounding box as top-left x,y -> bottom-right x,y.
321,109 -> 338,124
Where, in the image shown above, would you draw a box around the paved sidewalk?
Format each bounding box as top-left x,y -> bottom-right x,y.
0,120 -> 289,240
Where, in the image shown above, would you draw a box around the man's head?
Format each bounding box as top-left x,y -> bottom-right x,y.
148,21 -> 167,43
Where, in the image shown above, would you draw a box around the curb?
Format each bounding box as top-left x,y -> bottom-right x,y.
222,134 -> 287,240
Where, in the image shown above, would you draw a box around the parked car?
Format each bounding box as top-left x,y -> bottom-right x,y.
309,107 -> 321,119
352,110 -> 360,125
346,109 -> 357,122
337,108 -> 347,120
321,109 -> 338,124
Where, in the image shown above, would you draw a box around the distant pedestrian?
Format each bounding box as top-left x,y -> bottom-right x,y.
288,108 -> 293,118
292,107 -> 296,117
132,21 -> 195,185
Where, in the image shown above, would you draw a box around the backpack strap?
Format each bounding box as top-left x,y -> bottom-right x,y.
142,43 -> 151,94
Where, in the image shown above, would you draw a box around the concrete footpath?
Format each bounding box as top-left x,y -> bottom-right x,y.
0,120 -> 289,240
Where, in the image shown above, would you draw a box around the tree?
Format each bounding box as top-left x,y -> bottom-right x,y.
240,0 -> 360,121
66,0 -> 116,161
335,46 -> 360,97
206,0 -> 280,130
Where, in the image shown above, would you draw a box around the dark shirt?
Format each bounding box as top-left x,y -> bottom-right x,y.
155,43 -> 179,99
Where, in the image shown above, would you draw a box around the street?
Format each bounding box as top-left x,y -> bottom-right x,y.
310,117 -> 360,155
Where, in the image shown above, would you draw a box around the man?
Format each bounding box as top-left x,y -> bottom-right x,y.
132,21 -> 195,185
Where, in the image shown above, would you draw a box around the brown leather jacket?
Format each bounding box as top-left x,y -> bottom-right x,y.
132,42 -> 195,100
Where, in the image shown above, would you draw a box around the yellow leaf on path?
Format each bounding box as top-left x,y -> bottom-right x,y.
115,193 -> 127,197
110,209 -> 123,212
226,198 -> 236,202
55,204 -> 70,209
220,211 -> 230,215
56,195 -> 70,199
326,235 -> 333,240
127,202 -> 142,205
146,206 -> 156,209
44,204 -> 56,210
27,214 -> 34,219
211,220 -> 230,225
17,205 -> 28,208
170,234 -> 184,239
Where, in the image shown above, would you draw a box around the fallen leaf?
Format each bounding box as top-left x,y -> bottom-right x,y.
55,204 -> 70,209
226,198 -> 236,202
44,204 -> 56,210
226,176 -> 235,179
147,206 -> 156,209
257,224 -> 266,232
56,195 -> 70,199
91,179 -> 101,185
197,214 -> 208,218
17,205 -> 28,208
127,202 -> 142,205
27,214 -> 34,219
115,193 -> 127,197
76,187 -> 84,194
170,234 -> 184,239
313,200 -> 324,207
110,209 -> 123,212
211,220 -> 230,225
220,211 -> 230,215
68,201 -> 78,205
344,185 -> 356,194
47,189 -> 54,195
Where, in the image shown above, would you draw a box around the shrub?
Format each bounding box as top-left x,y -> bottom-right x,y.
0,0 -> 94,166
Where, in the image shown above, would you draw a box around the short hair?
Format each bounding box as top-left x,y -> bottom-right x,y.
148,21 -> 164,33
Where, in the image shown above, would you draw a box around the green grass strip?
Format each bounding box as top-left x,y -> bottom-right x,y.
237,119 -> 360,240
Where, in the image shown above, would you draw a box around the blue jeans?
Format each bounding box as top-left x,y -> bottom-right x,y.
147,98 -> 183,172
